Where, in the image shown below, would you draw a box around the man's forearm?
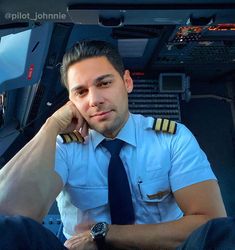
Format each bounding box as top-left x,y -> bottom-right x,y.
0,118 -> 63,222
106,214 -> 222,250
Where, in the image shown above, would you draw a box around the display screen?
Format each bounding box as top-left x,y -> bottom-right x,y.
159,73 -> 185,93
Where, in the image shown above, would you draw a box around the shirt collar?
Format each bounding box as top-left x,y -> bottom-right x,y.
90,113 -> 137,149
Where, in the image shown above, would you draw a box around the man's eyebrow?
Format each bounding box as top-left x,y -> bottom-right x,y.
70,74 -> 114,93
70,85 -> 84,93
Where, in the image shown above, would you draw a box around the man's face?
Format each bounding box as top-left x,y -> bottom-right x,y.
67,56 -> 133,138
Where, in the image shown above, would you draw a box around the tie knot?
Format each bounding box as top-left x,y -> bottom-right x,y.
102,139 -> 124,156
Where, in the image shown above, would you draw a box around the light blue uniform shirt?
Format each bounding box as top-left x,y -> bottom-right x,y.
54,113 -> 216,239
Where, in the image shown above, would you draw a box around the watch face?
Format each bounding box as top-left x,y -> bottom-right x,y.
91,222 -> 108,239
93,223 -> 105,233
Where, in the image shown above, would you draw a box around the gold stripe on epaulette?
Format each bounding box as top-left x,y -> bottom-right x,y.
168,120 -> 177,134
162,119 -> 169,132
155,118 -> 163,131
73,130 -> 85,143
60,134 -> 72,143
60,130 -> 84,144
70,132 -> 78,142
153,118 -> 177,134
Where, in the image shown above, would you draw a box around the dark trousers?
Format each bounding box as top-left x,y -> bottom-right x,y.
177,217 -> 235,250
0,215 -> 235,249
0,215 -> 67,250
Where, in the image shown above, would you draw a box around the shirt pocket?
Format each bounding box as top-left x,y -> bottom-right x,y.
136,176 -> 175,223
67,185 -> 108,211
139,177 -> 170,202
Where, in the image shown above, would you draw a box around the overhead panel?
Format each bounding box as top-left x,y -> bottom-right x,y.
67,3 -> 235,26
118,39 -> 148,57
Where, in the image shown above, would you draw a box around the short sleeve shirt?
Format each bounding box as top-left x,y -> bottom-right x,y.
54,113 -> 216,239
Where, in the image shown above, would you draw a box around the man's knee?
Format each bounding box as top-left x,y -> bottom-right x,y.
178,217 -> 235,250
0,215 -> 66,250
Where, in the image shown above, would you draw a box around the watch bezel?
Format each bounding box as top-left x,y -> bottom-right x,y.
90,222 -> 109,240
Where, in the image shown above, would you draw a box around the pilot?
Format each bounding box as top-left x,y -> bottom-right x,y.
0,40 -> 226,250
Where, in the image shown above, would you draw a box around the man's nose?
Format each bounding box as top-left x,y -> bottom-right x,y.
89,89 -> 104,107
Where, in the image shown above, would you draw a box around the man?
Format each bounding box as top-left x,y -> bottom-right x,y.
0,40 -> 226,250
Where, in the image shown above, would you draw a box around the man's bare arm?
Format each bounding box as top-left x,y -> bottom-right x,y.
105,180 -> 226,250
0,101 -> 87,222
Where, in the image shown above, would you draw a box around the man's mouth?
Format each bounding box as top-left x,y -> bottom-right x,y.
90,110 -> 112,119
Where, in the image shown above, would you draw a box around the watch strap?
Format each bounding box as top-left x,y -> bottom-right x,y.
90,222 -> 109,250
94,236 -> 106,250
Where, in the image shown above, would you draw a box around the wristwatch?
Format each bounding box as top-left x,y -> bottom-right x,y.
90,222 -> 109,250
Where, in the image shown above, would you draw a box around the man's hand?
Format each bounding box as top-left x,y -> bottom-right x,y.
64,231 -> 97,250
51,101 -> 89,137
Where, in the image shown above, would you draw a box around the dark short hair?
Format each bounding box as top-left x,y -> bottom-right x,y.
60,40 -> 125,88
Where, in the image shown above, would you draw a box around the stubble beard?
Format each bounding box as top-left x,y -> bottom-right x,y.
89,114 -> 124,138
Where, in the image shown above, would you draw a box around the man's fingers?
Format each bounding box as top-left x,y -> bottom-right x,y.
51,101 -> 86,134
64,233 -> 91,249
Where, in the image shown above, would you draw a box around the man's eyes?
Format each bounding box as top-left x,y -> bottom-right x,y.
97,80 -> 112,87
73,81 -> 112,97
74,89 -> 88,97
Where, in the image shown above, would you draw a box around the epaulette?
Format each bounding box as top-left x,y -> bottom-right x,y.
152,118 -> 177,134
59,130 -> 84,144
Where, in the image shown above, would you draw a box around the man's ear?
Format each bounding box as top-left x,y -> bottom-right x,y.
123,70 -> 133,93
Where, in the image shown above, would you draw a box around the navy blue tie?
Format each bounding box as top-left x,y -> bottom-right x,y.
102,139 -> 135,225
